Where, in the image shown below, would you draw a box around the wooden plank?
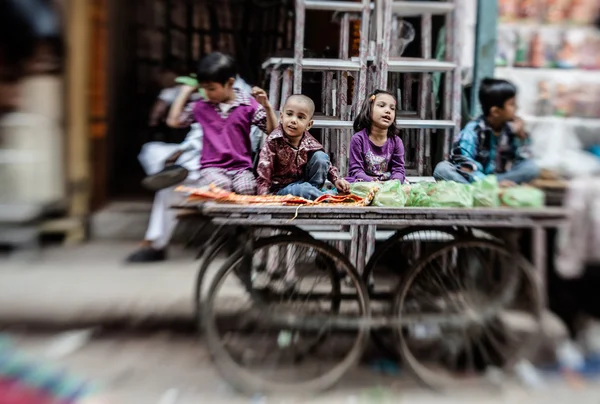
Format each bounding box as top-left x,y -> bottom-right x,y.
66,0 -> 92,240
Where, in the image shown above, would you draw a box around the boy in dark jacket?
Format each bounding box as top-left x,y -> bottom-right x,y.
434,78 -> 539,185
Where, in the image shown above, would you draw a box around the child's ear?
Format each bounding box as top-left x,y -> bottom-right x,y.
226,77 -> 235,88
307,119 -> 314,131
490,106 -> 500,117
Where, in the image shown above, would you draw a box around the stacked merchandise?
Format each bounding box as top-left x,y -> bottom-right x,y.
495,0 -> 600,180
349,176 -> 545,208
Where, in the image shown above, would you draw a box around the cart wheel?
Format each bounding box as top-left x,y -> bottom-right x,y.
201,235 -> 370,395
363,227 -> 459,359
195,226 -> 313,329
393,240 -> 542,389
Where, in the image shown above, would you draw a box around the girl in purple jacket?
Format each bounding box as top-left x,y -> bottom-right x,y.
346,90 -> 406,184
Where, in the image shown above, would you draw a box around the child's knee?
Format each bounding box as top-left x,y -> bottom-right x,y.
233,173 -> 257,195
433,161 -> 453,179
521,160 -> 540,179
310,151 -> 330,170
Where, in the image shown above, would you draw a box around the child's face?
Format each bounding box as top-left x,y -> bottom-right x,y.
280,99 -> 314,139
494,96 -> 517,122
371,94 -> 396,129
200,78 -> 235,104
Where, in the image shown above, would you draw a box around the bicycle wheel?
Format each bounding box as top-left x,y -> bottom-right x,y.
201,235 -> 370,395
393,239 -> 542,389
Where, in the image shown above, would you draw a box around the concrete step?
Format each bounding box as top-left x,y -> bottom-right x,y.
91,201 -> 152,240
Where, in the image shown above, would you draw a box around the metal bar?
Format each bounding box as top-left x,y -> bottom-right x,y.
443,12 -> 453,159
197,203 -> 569,218
387,59 -> 456,72
377,0 -> 392,90
293,0 -> 305,93
418,14 -> 432,176
305,0 -> 369,12
313,118 -> 455,129
349,225 -> 359,269
263,57 -> 361,71
533,226 -> 548,307
268,68 -> 282,111
357,0 -> 371,109
355,225 -> 367,274
391,1 -> 455,15
366,224 -> 377,264
211,218 -> 567,228
280,68 -> 293,108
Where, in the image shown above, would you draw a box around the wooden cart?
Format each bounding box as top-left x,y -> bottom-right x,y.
184,202 -> 568,395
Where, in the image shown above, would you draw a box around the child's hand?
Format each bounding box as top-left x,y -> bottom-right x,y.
335,179 -> 351,194
251,87 -> 271,109
182,84 -> 199,93
510,117 -> 528,140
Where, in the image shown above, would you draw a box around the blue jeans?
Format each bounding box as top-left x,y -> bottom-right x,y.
433,160 -> 540,184
277,151 -> 329,200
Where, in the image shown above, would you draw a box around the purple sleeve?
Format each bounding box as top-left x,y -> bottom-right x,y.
389,137 -> 406,183
348,133 -> 374,182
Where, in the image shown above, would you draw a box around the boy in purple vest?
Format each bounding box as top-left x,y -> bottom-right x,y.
167,52 -> 277,193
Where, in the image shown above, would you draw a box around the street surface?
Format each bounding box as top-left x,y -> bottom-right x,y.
3,328 -> 600,404
2,242 -> 600,403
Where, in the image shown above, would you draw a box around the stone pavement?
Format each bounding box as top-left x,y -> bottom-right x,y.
0,242 -> 213,327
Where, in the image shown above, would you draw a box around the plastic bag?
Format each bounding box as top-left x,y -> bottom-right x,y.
390,20 -> 415,57
428,181 -> 473,208
472,175 -> 500,207
406,183 -> 432,207
372,180 -> 408,207
500,186 -> 545,208
350,182 -> 380,202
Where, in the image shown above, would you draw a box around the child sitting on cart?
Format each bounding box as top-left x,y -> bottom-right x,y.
434,78 -> 539,185
167,52 -> 278,194
256,95 -> 350,200
346,90 -> 406,184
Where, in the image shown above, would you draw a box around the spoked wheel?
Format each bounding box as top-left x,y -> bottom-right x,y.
195,226 -> 311,328
392,240 -> 542,389
201,235 -> 370,395
362,227 -> 459,359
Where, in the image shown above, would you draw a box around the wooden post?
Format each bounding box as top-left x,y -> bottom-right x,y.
65,0 -> 92,242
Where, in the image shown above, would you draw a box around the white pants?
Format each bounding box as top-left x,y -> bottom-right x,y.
138,142 -> 201,249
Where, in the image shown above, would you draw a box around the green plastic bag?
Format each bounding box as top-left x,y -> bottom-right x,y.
175,76 -> 206,98
500,186 -> 545,208
372,180 -> 408,207
472,175 -> 500,207
428,181 -> 473,208
350,182 -> 381,201
407,183 -> 432,207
